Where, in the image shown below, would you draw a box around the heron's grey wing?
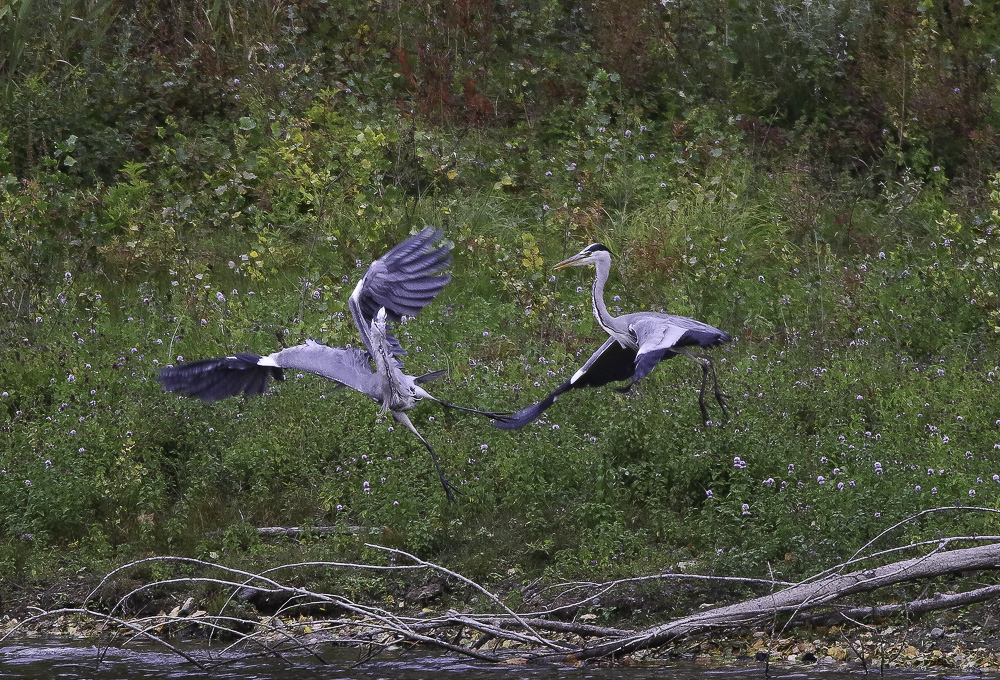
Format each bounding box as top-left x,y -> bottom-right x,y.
569,336 -> 638,387
349,228 -> 452,356
623,315 -> 730,387
630,348 -> 671,385
630,314 -> 731,353
158,353 -> 284,402
266,340 -> 379,399
628,315 -> 688,354
356,227 -> 453,320
494,337 -> 637,430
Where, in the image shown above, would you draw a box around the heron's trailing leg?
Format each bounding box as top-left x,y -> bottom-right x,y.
676,348 -> 729,424
416,388 -> 513,419
394,411 -> 462,503
709,359 -> 730,419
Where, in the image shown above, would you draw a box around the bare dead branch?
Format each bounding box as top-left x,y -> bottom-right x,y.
253,526 -> 358,538
793,583 -> 1000,627
15,533 -> 1000,668
557,541 -> 1000,661
522,572 -> 795,618
363,543 -> 572,652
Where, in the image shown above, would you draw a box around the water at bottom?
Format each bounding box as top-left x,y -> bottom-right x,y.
0,641 -> 980,680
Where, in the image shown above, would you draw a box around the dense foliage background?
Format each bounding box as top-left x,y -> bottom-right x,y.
3,0 -> 1000,603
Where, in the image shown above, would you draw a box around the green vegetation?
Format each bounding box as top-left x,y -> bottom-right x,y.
2,0 -> 1000,604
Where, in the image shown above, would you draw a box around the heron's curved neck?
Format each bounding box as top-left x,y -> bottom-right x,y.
590,256 -> 618,335
371,333 -> 404,412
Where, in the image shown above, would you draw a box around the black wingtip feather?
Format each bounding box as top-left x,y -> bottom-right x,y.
492,381 -> 573,430
158,355 -> 282,402
491,400 -> 552,430
415,369 -> 448,384
679,328 -> 733,349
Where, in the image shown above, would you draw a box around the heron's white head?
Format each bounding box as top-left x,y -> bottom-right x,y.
371,307 -> 389,343
554,243 -> 612,270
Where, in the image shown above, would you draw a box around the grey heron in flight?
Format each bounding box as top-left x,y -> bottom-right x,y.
494,243 -> 732,430
158,228 -> 509,502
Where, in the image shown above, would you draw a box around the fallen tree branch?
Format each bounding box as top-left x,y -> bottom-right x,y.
479,616 -> 631,638
794,582 -> 1000,627
363,543 -> 573,653
1,608 -> 209,669
254,526 -> 358,538
522,572 -> 796,618
10,523 -> 1000,669
557,540 -> 1000,661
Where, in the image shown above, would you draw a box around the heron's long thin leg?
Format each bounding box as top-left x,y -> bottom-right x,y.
435,400 -> 513,418
708,357 -> 730,419
676,348 -> 729,425
698,361 -> 711,423
393,411 -> 461,503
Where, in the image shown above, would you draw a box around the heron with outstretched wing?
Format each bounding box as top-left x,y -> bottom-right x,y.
495,243 -> 732,430
159,228 -> 509,502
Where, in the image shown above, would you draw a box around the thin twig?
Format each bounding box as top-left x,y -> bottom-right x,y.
364,543 -> 570,652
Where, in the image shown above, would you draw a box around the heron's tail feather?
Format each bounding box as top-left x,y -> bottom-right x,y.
157,354 -> 283,402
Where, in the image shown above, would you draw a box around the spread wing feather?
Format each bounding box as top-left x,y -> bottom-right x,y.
494,338 -> 637,430
629,314 -> 731,354
157,354 -> 283,402
349,228 -> 452,357
264,340 -> 380,398
630,319 -> 687,355
159,342 -> 380,403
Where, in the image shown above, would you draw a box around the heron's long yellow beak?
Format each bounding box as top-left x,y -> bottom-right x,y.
554,252 -> 588,270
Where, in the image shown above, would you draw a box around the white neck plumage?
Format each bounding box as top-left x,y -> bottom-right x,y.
590,257 -> 620,339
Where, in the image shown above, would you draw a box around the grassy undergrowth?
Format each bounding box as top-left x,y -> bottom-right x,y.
2,0 -> 1000,605
3,183 -> 1000,591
